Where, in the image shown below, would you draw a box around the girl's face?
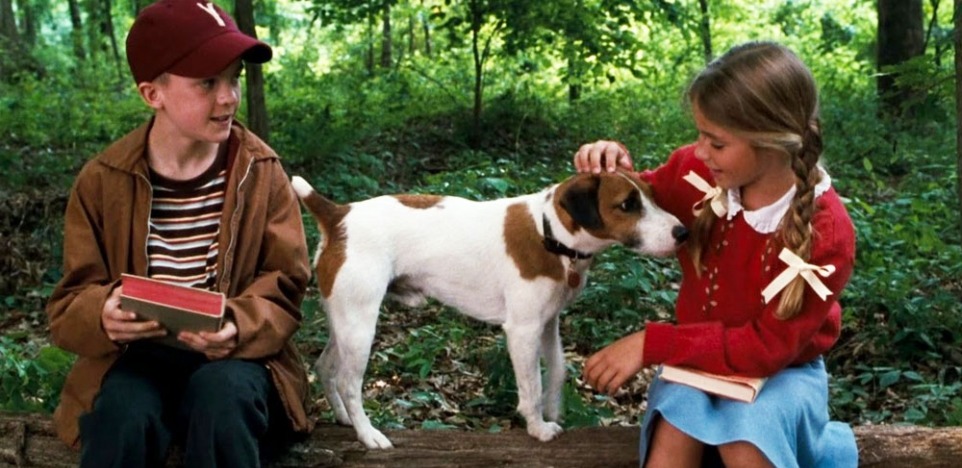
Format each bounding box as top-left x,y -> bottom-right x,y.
152,60 -> 243,144
691,105 -> 794,209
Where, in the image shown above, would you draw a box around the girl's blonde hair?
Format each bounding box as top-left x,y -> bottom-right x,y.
686,41 -> 822,320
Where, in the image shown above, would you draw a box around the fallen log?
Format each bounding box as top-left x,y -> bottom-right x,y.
1,412 -> 960,467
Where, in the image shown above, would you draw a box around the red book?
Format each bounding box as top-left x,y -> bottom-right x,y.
120,274 -> 225,350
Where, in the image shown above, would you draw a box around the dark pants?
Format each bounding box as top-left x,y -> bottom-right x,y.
78,343 -> 291,468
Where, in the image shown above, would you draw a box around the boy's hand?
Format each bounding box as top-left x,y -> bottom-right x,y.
584,330 -> 646,395
573,140 -> 635,174
179,320 -> 238,360
102,285 -> 166,343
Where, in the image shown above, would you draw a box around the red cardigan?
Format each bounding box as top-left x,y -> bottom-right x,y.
639,145 -> 856,377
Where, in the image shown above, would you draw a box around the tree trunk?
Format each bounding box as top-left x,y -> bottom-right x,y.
133,0 -> 149,14
877,0 -> 924,118
15,0 -> 36,47
365,11 -> 374,74
408,14 -> 415,56
567,53 -> 581,102
0,0 -> 18,44
68,0 -> 85,61
698,0 -> 712,63
380,2 -> 392,69
84,0 -> 102,58
84,0 -> 122,80
234,0 -> 270,142
953,0 -> 962,238
100,0 -> 123,81
421,1 -> 431,56
3,412 -> 962,467
469,0 -> 483,149
0,0 -> 20,79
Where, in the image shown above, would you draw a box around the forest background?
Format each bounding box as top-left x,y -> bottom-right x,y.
1,0 -> 961,433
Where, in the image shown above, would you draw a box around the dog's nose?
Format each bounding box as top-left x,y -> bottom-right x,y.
672,225 -> 689,244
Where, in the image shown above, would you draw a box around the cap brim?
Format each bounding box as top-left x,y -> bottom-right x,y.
167,31 -> 272,78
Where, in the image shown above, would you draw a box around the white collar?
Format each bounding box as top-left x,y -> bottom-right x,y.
727,166 -> 832,234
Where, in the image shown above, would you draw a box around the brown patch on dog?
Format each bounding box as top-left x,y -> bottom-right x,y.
636,176 -> 655,200
393,194 -> 444,209
300,191 -> 351,298
553,171 -> 649,248
503,202 -> 564,281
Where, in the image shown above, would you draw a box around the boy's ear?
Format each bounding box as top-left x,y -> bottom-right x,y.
137,81 -> 163,110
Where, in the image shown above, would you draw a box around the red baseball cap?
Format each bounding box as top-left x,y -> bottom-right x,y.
126,0 -> 272,84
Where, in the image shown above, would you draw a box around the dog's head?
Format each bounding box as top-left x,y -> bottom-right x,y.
553,171 -> 687,257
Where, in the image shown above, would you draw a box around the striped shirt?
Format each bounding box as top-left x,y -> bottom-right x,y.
147,148 -> 229,290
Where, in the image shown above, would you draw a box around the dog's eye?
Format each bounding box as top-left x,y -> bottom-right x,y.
619,196 -> 641,213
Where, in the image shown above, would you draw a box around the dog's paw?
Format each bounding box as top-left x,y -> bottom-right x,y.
358,428 -> 394,449
527,421 -> 563,442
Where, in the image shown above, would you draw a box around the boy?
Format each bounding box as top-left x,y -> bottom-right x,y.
45,1 -> 312,466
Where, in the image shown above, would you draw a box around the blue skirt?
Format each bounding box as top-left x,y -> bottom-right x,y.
639,358 -> 857,467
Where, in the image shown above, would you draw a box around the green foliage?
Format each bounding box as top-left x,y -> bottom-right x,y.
831,365 -> 962,426
561,381 -> 615,427
565,248 -> 677,351
0,338 -> 74,413
2,0 -> 961,431
0,64 -> 147,191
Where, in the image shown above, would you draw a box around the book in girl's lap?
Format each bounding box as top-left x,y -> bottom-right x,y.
576,41 -> 857,468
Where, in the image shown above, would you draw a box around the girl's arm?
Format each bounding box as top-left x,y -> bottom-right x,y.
643,197 -> 856,377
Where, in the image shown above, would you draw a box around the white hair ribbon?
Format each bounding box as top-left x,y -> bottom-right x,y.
683,171 -> 727,217
761,248 -> 836,304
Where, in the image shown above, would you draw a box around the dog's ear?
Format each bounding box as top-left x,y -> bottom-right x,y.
560,177 -> 603,230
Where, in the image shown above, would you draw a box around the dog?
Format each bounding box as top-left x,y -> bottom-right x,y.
291,170 -> 687,449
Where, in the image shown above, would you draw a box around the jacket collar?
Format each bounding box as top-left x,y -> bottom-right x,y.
96,117 -> 276,177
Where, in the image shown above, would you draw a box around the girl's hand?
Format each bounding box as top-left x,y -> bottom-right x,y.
573,140 -> 635,174
102,285 -> 166,343
179,319 -> 238,360
584,330 -> 646,395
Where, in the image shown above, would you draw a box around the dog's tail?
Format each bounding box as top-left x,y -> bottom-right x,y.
291,176 -> 344,240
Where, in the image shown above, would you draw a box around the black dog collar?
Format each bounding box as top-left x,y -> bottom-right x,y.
542,215 -> 592,260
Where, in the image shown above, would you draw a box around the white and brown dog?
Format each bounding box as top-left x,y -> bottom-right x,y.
291,171 -> 687,449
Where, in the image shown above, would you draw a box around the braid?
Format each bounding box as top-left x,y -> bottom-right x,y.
774,119 -> 823,319
687,193 -> 723,276
685,42 -> 824,319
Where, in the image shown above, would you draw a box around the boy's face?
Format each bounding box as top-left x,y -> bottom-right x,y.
148,60 -> 244,144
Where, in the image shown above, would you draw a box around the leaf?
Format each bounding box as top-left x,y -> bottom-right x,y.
903,407 -> 927,423
902,371 -> 924,382
879,370 -> 901,388
483,177 -> 509,195
421,420 -> 456,430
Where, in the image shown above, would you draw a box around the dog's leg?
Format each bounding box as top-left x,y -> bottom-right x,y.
315,335 -> 351,426
325,282 -> 394,449
503,322 -> 564,442
540,314 -> 565,423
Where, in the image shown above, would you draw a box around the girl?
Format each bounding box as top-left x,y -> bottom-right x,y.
575,42 -> 857,467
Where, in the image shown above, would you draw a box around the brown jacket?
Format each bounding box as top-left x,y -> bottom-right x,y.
46,120 -> 313,448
